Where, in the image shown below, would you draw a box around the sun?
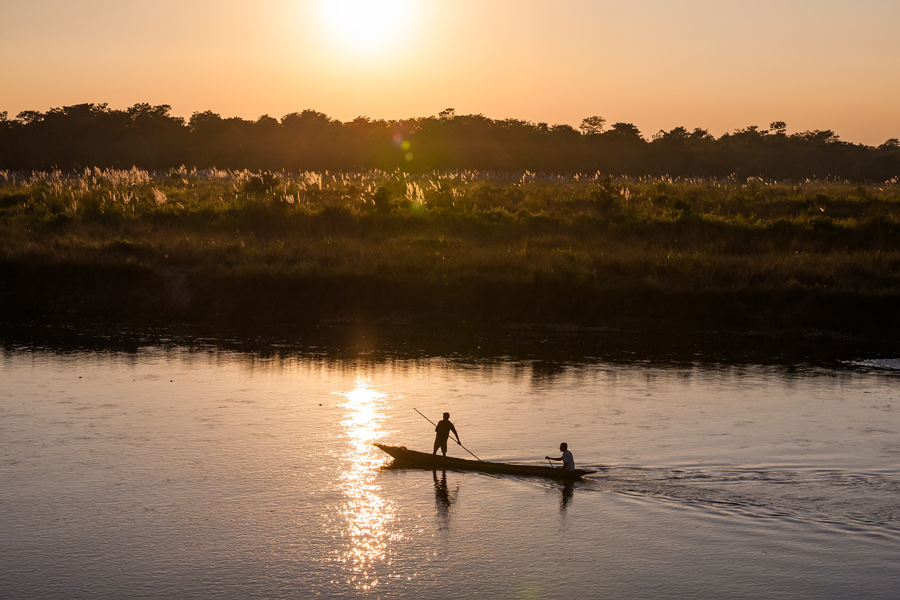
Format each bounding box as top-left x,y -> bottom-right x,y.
316,0 -> 416,55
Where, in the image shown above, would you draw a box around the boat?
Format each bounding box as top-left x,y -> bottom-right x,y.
373,443 -> 596,480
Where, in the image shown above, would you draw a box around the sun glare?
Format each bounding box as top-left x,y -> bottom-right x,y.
330,377 -> 399,591
316,0 -> 416,54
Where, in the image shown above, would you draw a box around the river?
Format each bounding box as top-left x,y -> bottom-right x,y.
2,328 -> 899,599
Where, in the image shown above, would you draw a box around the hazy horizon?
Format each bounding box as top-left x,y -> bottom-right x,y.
2,0 -> 899,146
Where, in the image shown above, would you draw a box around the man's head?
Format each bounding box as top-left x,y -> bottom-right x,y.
443,412 -> 450,420
559,442 -> 568,451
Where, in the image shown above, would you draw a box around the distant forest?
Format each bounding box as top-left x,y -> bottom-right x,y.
2,103 -> 899,180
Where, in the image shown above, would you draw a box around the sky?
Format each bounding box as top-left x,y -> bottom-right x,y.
2,0 -> 899,146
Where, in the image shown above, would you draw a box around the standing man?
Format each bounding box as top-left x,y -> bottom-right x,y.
433,412 -> 460,456
546,442 -> 575,471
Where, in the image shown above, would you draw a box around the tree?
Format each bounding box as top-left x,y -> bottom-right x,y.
794,130 -> 840,145
281,109 -> 333,131
688,128 -> 714,142
255,114 -> 279,129
606,122 -> 643,141
189,110 -> 224,134
127,103 -> 180,124
769,121 -> 787,135
16,110 -> 44,125
579,115 -> 606,135
652,126 -> 689,144
549,124 -> 579,137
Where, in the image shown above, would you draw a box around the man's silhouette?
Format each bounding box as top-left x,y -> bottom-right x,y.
432,412 -> 460,456
546,442 -> 575,471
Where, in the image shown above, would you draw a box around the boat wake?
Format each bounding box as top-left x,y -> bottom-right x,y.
578,464 -> 900,539
845,357 -> 900,371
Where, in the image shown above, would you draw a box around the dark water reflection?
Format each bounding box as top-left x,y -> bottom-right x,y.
559,480 -> 575,512
432,470 -> 457,530
3,319 -> 899,369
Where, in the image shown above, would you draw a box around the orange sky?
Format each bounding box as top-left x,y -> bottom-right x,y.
3,0 -> 899,145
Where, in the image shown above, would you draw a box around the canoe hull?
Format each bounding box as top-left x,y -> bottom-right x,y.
373,443 -> 595,480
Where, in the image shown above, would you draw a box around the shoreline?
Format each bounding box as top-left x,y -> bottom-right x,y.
3,260 -> 898,356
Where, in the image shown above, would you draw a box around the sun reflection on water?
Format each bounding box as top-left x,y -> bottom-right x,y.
331,377 -> 399,591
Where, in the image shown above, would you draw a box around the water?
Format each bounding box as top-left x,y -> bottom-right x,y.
2,341 -> 899,599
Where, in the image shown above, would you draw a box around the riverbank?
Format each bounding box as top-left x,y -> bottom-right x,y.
2,169 -> 898,341
2,259 -> 898,340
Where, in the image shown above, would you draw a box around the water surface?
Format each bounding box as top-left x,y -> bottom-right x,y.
2,342 -> 899,599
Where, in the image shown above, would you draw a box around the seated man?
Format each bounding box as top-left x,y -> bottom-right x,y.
546,442 -> 575,471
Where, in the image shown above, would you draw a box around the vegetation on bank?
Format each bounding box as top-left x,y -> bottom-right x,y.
2,168 -> 899,302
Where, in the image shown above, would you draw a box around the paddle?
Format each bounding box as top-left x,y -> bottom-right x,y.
414,407 -> 482,461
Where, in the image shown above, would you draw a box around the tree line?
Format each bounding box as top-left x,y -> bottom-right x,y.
1,103 -> 898,180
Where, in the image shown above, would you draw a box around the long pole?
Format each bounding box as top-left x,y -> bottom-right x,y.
413,407 -> 482,461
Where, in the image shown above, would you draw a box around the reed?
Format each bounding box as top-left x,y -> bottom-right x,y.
1,169 -> 898,310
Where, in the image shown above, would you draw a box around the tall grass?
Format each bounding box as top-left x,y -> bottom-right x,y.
1,168 -> 898,294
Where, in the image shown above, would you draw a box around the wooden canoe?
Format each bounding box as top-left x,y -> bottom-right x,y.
373,443 -> 595,480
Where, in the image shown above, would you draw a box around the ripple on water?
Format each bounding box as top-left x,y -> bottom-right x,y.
590,464 -> 900,540
848,358 -> 900,371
